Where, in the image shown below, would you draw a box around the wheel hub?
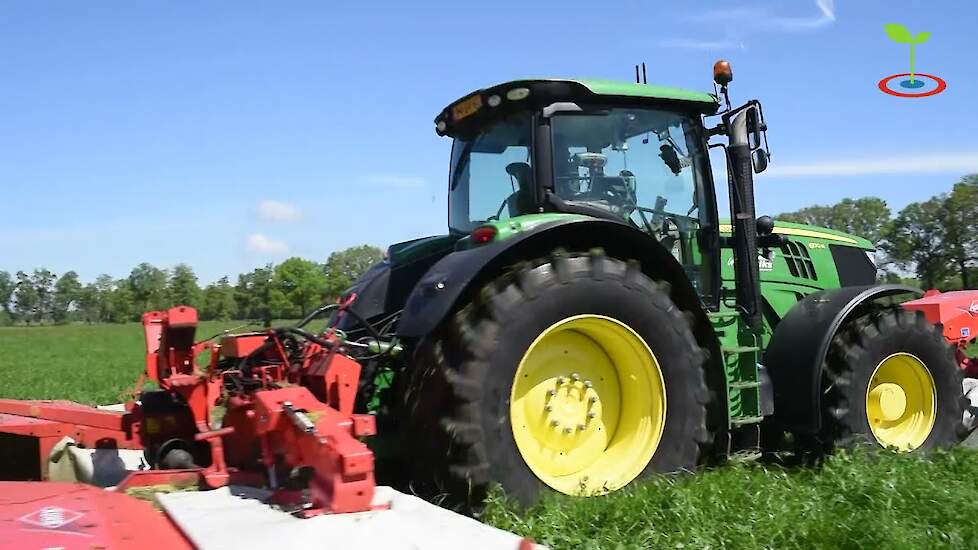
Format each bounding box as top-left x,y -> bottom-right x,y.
865,352 -> 936,450
869,382 -> 907,421
510,315 -> 666,495
536,375 -> 602,454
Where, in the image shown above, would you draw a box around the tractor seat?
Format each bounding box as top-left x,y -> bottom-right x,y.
505,162 -> 536,217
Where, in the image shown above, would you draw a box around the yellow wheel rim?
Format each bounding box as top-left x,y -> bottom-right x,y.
865,352 -> 936,451
509,314 -> 666,495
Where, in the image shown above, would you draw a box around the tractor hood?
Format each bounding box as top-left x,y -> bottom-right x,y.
719,220 -> 875,251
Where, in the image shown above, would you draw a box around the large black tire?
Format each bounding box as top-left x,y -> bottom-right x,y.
397,251 -> 711,507
817,307 -> 966,452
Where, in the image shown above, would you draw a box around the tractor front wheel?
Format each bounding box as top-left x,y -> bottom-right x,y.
399,251 -> 711,507
819,308 -> 966,452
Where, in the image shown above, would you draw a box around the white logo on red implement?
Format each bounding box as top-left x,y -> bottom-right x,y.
19,506 -> 83,530
956,300 -> 978,318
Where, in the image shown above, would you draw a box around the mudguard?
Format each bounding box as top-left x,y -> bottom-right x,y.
338,236 -> 458,329
765,284 -> 923,433
396,217 -> 703,339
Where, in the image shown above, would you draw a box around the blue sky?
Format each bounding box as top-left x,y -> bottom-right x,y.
1,1 -> 975,283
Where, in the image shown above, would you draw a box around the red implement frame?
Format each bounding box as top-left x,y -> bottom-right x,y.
0,305 -> 379,516
902,290 -> 978,376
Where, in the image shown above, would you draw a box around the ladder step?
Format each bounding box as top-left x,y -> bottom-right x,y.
721,346 -> 761,355
729,381 -> 761,390
707,311 -> 740,319
731,415 -> 765,426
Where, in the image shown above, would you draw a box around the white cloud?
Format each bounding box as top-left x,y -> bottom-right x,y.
656,38 -> 746,51
762,151 -> 978,178
246,233 -> 289,255
362,174 -> 426,188
691,0 -> 835,33
256,200 -> 302,223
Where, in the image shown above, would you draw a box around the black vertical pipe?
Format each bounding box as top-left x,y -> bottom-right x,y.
725,109 -> 762,330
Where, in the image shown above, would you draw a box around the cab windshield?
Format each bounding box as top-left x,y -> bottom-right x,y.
551,107 -> 715,297
448,114 -> 533,233
550,107 -> 709,238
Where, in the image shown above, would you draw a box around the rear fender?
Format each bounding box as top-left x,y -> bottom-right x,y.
397,218 -> 702,338
765,284 -> 923,433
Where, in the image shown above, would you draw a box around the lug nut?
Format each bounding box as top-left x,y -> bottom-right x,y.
584,380 -> 593,389
544,405 -> 553,412
577,424 -> 586,431
551,420 -> 560,427
546,389 -> 556,397
563,427 -> 573,434
571,373 -> 580,381
589,396 -> 598,404
556,377 -> 565,385
587,411 -> 597,419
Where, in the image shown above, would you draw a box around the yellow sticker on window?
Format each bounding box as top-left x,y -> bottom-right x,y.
451,94 -> 483,121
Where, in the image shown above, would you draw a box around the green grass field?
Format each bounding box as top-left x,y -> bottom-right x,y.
0,321 -> 252,404
485,449 -> 978,549
3,323 -> 977,549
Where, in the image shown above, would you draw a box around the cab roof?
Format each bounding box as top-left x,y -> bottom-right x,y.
435,78 -> 719,139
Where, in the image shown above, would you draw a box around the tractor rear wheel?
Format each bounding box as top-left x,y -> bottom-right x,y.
398,251 -> 711,507
819,308 -> 966,452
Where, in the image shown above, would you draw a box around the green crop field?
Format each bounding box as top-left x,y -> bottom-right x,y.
2,323 -> 977,549
485,449 -> 978,549
0,321 -> 256,404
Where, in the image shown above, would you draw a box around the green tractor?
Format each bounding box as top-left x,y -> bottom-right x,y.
341,61 -> 966,506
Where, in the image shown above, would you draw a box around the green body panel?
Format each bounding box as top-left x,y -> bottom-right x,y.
456,213 -> 590,249
386,234 -> 460,266
709,221 -> 872,425
719,220 -> 873,325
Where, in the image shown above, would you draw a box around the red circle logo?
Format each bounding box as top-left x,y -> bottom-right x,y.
878,73 -> 947,98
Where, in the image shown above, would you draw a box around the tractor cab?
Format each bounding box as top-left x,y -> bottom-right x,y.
438,78 -> 721,236
436,71 -> 772,314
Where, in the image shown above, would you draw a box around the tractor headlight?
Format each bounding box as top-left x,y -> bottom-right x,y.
487,95 -> 502,108
866,251 -> 878,267
506,87 -> 530,101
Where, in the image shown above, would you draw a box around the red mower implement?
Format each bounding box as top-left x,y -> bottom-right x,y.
903,290 -> 978,376
1,303 -> 383,516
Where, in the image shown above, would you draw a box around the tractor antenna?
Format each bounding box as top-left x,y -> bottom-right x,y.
641,62 -> 647,84
635,64 -> 640,84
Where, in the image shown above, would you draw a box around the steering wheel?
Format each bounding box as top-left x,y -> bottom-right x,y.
588,177 -> 633,206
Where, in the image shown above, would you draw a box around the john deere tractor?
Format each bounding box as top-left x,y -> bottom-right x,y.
341,61 -> 965,506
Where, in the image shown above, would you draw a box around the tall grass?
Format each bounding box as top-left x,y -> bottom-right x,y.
484,449 -> 978,549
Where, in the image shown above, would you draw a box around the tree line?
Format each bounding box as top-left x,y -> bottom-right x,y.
0,245 -> 383,326
777,174 -> 978,289
4,175 -> 974,325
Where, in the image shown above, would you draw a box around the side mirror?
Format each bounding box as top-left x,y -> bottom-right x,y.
752,149 -> 769,173
745,106 -> 765,151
